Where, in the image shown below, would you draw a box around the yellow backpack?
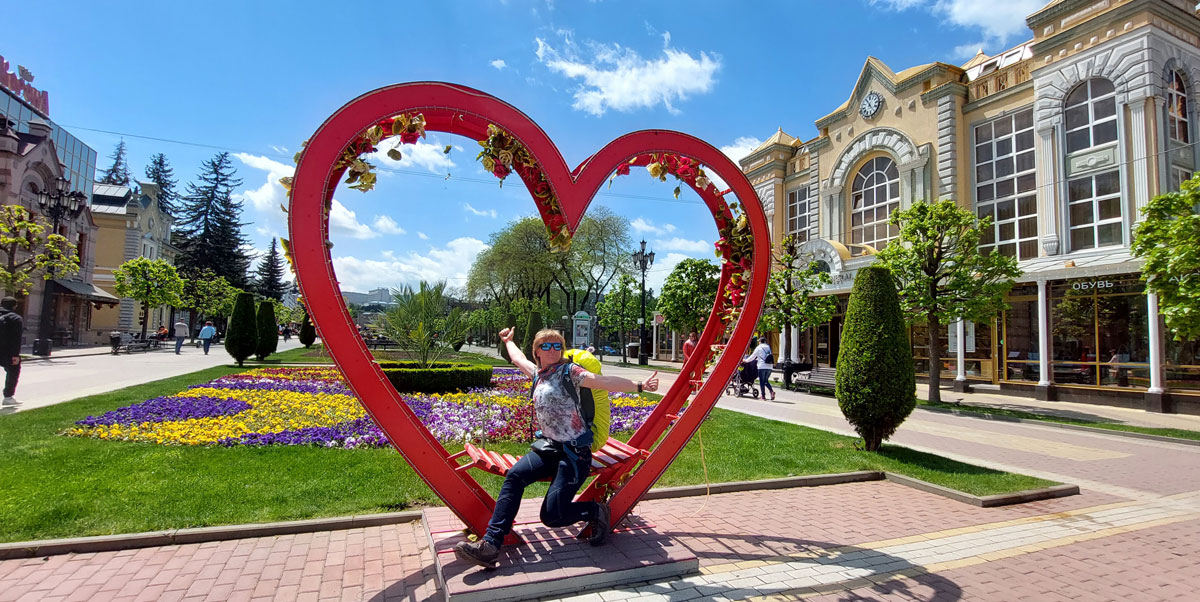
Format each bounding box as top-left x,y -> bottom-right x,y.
563,348 -> 610,452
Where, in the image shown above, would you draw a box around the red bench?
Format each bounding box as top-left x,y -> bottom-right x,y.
452,438 -> 648,479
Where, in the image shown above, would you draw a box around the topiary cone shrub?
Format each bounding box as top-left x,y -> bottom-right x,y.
225,292 -> 258,367
299,313 -> 316,348
499,312 -> 516,363
522,310 -> 543,358
835,265 -> 916,452
255,300 -> 278,360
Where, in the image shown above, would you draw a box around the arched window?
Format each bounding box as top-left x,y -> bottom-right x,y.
850,156 -> 899,250
1064,78 -> 1117,154
1064,78 -> 1122,251
1168,70 -> 1190,145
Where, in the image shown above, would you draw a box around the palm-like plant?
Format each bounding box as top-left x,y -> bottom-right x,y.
382,281 -> 468,368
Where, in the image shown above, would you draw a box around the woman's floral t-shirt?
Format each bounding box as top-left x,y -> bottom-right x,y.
533,362 -> 592,443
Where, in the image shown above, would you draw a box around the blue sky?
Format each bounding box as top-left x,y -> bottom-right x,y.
7,0 -> 1044,294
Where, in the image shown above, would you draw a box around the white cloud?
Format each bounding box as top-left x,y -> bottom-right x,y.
870,0 -> 1043,50
464,203 -> 499,218
371,138 -> 458,174
490,59 -> 507,70
331,237 -> 489,292
534,33 -> 720,116
631,217 -> 676,236
417,231 -> 429,240
655,237 -> 709,253
233,153 -> 293,214
372,215 -> 406,235
645,252 -> 691,294
269,144 -> 289,154
706,136 -> 764,192
329,199 -> 377,240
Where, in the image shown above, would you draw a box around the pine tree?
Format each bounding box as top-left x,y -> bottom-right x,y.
253,238 -> 287,301
255,300 -> 278,360
143,153 -> 180,216
225,292 -> 257,366
176,152 -> 250,289
100,140 -> 132,186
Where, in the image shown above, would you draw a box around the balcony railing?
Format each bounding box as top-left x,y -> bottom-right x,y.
969,61 -> 1031,102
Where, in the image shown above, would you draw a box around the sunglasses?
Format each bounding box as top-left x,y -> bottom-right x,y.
538,342 -> 564,351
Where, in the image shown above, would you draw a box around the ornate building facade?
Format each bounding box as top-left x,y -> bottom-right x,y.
741,0 -> 1200,413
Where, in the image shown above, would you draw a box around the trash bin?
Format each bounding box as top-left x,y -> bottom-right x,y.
33,338 -> 52,357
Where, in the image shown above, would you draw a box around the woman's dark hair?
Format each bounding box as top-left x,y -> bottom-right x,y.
750,337 -> 759,348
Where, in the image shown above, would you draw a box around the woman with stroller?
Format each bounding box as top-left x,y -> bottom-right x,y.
743,336 -> 776,401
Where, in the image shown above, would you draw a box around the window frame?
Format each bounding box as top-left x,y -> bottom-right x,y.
1063,78 -> 1118,155
1066,170 -> 1123,251
1167,70 -> 1191,146
848,156 -> 900,250
786,186 -> 810,242
972,107 -> 1039,260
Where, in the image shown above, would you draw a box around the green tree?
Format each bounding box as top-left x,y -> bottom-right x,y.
255,300 -> 278,360
597,273 -> 653,361
113,257 -> 185,339
381,281 -> 468,368
225,292 -> 258,366
143,153 -> 180,217
762,235 -> 837,363
181,268 -> 238,330
522,310 -> 544,358
253,238 -> 287,301
100,140 -> 132,186
875,200 -> 1020,403
835,265 -> 915,452
299,312 -> 317,348
0,205 -> 79,297
1132,174 -> 1200,340
176,152 -> 250,288
656,258 -> 719,335
467,217 -> 556,305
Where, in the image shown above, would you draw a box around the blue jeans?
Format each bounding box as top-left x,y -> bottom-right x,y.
484,446 -> 598,547
758,368 -> 774,398
202,339 -> 212,354
175,336 -> 185,353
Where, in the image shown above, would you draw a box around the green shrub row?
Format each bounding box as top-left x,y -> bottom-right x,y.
377,361 -> 494,393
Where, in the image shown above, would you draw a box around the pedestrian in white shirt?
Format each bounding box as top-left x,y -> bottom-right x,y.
742,336 -> 776,400
173,320 -> 189,354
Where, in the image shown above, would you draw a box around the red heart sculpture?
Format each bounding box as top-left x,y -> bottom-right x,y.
289,82 -> 770,540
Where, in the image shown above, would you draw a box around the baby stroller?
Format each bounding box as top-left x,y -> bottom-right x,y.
726,359 -> 760,398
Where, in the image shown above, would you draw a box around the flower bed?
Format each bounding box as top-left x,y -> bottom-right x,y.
66,367 -> 657,449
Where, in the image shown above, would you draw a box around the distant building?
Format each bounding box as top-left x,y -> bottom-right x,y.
91,182 -> 179,339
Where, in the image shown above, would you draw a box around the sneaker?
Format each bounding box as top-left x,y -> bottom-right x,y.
770,390 -> 776,401
588,502 -> 612,546
453,538 -> 500,569
2,397 -> 18,406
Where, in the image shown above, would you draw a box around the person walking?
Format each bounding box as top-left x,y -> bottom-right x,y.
173,319 -> 189,354
454,327 -> 659,569
198,321 -> 217,355
1,297 -> 23,406
682,331 -> 698,361
743,336 -> 776,401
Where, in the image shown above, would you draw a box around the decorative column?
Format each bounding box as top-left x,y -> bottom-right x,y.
790,326 -> 801,362
1145,292 -> 1170,412
671,330 -> 677,362
953,318 -> 970,392
1128,98 -> 1151,221
1036,279 -> 1056,400
1036,124 -> 1061,256
824,185 -> 844,243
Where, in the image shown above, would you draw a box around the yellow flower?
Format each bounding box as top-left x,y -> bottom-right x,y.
647,162 -> 667,181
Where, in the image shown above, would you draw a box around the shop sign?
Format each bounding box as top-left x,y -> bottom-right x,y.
947,320 -> 976,353
1071,279 -> 1114,291
0,54 -> 49,116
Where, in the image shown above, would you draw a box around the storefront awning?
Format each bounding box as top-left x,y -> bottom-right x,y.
53,279 -> 121,306
1014,249 -> 1141,283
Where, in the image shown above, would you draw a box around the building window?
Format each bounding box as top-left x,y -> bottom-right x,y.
1168,70 -> 1190,145
1067,171 -> 1123,250
1171,166 -> 1193,192
974,108 -> 1038,259
850,156 -> 899,250
1064,78 -> 1117,154
787,187 -> 809,242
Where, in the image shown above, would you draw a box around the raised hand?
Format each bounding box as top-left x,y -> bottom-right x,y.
644,371 -> 660,392
499,327 -> 515,343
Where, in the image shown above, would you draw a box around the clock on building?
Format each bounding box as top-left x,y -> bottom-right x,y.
859,91 -> 883,119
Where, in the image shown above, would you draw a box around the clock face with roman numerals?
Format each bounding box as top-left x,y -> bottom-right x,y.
860,92 -> 883,119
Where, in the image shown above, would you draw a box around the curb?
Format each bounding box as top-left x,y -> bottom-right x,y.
0,511 -> 423,561
917,404 -> 1200,447
0,472 -> 1079,561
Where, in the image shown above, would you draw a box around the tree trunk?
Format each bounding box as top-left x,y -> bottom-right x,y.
140,301 -> 150,339
927,312 -> 941,404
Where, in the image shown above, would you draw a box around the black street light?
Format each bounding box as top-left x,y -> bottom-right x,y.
33,175 -> 86,356
631,239 -> 654,366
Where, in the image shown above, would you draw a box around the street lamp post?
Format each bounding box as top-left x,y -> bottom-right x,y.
33,175 -> 86,356
631,239 -> 655,366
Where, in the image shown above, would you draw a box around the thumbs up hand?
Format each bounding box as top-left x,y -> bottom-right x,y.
643,371 -> 660,392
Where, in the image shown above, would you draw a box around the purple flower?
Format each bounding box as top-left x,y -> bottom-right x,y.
76,396 -> 252,427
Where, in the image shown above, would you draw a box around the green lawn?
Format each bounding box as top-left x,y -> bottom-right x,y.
0,368 -> 1054,543
916,400 -> 1200,442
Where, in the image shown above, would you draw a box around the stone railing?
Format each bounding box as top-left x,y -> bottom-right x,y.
969,61 -> 1031,102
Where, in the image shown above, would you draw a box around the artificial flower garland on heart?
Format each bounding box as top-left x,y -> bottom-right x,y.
475,124 -> 572,252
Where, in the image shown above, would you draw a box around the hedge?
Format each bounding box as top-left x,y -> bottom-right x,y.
377,361 -> 494,393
